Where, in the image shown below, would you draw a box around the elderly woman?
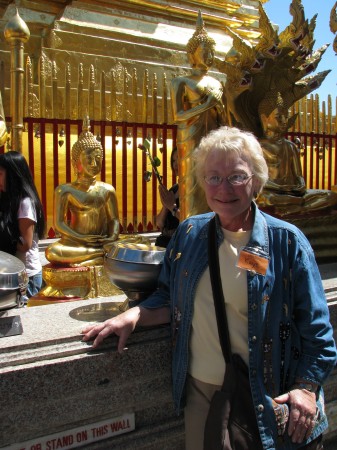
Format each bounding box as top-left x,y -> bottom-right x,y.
82,126 -> 337,450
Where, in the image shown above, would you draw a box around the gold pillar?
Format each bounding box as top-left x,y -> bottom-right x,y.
4,9 -> 30,153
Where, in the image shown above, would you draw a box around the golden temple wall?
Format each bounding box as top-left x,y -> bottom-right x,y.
0,1 -> 335,129
0,0 -> 264,122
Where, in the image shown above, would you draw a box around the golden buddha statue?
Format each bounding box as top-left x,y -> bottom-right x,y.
31,118 -> 144,304
257,94 -> 337,217
46,118 -> 119,266
171,10 -> 225,218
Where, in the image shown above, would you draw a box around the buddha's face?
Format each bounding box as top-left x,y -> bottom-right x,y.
273,110 -> 288,132
261,108 -> 288,137
190,42 -> 214,70
78,147 -> 102,177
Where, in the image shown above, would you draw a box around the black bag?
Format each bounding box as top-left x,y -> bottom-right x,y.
203,216 -> 262,450
154,232 -> 172,248
204,353 -> 262,450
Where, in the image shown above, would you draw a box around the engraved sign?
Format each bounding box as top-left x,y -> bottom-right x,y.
6,413 -> 136,450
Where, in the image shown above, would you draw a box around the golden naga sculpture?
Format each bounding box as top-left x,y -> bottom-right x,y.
257,93 -> 337,217
0,91 -> 7,147
214,0 -> 330,139
180,0 -> 337,221
182,1 -> 333,218
171,10 -> 226,218
31,118 -> 144,303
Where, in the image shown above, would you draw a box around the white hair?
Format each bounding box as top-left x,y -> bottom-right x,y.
193,126 -> 269,194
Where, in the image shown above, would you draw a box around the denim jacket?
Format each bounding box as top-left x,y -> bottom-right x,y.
142,204 -> 337,449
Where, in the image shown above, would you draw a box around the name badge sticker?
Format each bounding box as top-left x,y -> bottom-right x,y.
237,246 -> 269,276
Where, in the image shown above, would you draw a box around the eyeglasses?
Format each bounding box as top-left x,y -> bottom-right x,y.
204,173 -> 254,186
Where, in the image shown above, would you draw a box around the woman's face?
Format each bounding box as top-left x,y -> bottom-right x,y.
203,150 -> 259,231
0,166 -> 6,192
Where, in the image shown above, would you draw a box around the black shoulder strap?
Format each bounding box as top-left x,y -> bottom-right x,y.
207,216 -> 232,364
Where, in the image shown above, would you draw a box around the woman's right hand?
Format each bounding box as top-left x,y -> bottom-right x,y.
81,307 -> 141,352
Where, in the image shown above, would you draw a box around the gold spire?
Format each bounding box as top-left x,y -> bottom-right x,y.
4,8 -> 30,43
186,10 -> 215,54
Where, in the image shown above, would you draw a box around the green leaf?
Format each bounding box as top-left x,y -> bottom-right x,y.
153,156 -> 161,167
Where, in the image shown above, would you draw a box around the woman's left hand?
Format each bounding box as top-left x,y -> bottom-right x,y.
274,389 -> 317,443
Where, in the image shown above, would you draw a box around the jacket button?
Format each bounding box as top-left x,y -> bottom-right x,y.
251,303 -> 257,310
257,404 -> 264,412
262,295 -> 269,303
251,335 -> 257,343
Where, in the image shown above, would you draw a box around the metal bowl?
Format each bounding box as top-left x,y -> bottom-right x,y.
0,251 -> 28,309
104,242 -> 165,301
0,251 -> 28,290
0,289 -> 21,310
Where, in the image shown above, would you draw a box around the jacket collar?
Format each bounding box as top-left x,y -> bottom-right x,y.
211,203 -> 270,257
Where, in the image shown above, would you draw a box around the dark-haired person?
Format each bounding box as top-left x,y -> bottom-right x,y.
155,147 -> 180,248
0,151 -> 45,298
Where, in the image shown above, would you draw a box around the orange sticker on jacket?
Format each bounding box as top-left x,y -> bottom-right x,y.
237,250 -> 269,275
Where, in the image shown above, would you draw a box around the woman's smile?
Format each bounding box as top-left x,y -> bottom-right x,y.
203,150 -> 258,231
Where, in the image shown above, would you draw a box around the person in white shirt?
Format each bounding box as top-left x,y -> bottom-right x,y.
0,151 -> 45,298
